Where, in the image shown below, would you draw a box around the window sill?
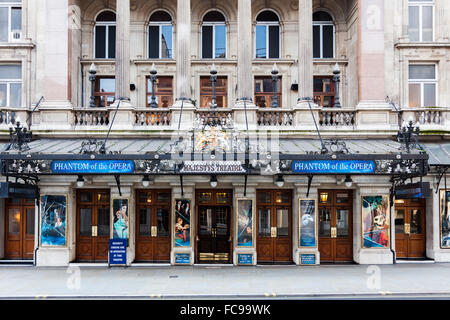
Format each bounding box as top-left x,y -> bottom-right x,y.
395,42 -> 450,48
0,42 -> 34,49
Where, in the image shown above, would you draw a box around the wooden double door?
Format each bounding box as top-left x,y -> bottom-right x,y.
4,198 -> 35,260
256,190 -> 292,263
395,199 -> 426,258
196,190 -> 232,263
135,190 -> 171,262
318,190 -> 353,263
76,190 -> 111,262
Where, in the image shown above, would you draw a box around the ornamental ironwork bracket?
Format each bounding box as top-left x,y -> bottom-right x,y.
115,174 -> 122,197
306,174 -> 314,198
435,166 -> 449,194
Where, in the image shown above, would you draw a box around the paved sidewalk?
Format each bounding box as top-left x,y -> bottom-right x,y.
0,263 -> 450,299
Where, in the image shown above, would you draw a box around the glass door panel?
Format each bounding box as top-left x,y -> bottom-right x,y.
199,207 -> 212,236
276,209 -> 289,237
156,208 -> 170,237
26,208 -> 35,235
319,208 -> 331,237
79,208 -> 92,236
395,209 -> 405,234
258,208 -> 271,237
138,208 -> 152,236
410,209 -> 422,234
97,208 -> 111,237
8,208 -> 20,235
336,209 -> 349,237
215,207 -> 228,236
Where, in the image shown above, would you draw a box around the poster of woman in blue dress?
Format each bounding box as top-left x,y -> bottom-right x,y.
41,195 -> 67,246
440,190 -> 450,248
174,199 -> 191,247
237,199 -> 253,247
113,199 -> 128,239
362,195 -> 390,248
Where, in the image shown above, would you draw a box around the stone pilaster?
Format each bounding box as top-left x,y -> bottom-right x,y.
115,0 -> 131,102
297,0 -> 315,107
175,0 -> 192,107
236,0 -> 253,102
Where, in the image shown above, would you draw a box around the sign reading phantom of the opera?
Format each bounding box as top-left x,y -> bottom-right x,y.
292,160 -> 375,174
51,160 -> 134,174
180,161 -> 246,174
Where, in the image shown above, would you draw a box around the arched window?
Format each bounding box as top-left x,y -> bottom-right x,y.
201,10 -> 226,59
255,10 -> 280,59
313,11 -> 334,59
148,10 -> 173,59
94,10 -> 116,59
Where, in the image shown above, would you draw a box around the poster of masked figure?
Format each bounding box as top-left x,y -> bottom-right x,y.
174,199 -> 191,247
299,199 -> 317,247
41,195 -> 67,246
113,199 -> 129,239
362,195 -> 390,248
440,190 -> 450,248
237,199 -> 253,247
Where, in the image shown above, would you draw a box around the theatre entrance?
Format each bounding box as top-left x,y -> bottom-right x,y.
318,190 -> 353,263
394,199 -> 426,258
76,190 -> 110,262
256,190 -> 292,264
135,190 -> 171,262
196,190 -> 232,263
4,198 -> 35,260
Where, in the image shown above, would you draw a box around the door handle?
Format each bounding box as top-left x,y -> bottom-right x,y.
404,223 -> 410,235
151,226 -> 157,237
331,227 -> 337,238
92,225 -> 98,237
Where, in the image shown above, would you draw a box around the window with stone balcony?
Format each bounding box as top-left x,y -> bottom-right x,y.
146,76 -> 173,108
94,10 -> 116,59
314,76 -> 335,107
313,11 -> 335,59
255,10 -> 280,59
0,0 -> 21,42
0,64 -> 21,107
201,10 -> 226,59
408,0 -> 434,42
94,77 -> 115,107
200,76 -> 227,108
148,10 -> 173,59
408,64 -> 437,107
254,76 -> 281,108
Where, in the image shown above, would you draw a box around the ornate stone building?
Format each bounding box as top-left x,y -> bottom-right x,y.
0,0 -> 449,266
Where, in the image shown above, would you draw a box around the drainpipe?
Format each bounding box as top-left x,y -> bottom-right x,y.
80,60 -> 84,108
33,190 -> 40,267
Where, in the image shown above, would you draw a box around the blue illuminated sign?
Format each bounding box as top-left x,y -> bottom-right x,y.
300,254 -> 316,265
292,160 -> 375,174
237,254 -> 253,265
109,239 -> 127,265
51,160 -> 134,174
175,253 -> 191,264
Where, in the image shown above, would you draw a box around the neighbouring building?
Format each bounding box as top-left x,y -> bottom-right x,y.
0,0 -> 449,267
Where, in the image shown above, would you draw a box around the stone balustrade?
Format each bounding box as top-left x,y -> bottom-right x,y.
257,109 -> 294,127
73,109 -> 110,127
414,109 -> 442,125
319,109 -> 356,127
135,109 -> 172,127
194,109 -> 234,128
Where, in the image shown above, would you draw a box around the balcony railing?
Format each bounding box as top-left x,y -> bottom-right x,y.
73,109 -> 110,127
319,110 -> 356,127
135,109 -> 172,127
257,109 -> 294,127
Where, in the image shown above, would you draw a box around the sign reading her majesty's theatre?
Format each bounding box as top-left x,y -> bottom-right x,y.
51,160 -> 134,174
180,161 -> 246,174
292,160 -> 375,174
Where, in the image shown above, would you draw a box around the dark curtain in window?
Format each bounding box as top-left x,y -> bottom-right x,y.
313,25 -> 320,58
322,25 -> 334,58
268,25 -> 279,59
202,26 -> 213,59
95,26 -> 106,58
149,26 -> 160,58
108,26 -> 116,59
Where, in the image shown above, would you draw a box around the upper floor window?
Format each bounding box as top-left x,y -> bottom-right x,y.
408,0 -> 434,42
200,76 -> 227,108
94,10 -> 116,59
313,11 -> 334,59
255,10 -> 280,59
94,77 -> 115,107
254,76 -> 281,108
0,64 -> 22,107
201,11 -> 226,59
408,64 -> 437,107
148,10 -> 173,59
146,76 -> 173,107
0,0 -> 22,42
314,76 -> 335,107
